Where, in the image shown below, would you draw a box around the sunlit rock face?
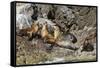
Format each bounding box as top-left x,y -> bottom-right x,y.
16,3 -> 33,29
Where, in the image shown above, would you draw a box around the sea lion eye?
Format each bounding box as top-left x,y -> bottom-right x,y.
70,35 -> 73,40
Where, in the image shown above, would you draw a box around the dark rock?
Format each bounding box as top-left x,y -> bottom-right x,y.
81,43 -> 94,52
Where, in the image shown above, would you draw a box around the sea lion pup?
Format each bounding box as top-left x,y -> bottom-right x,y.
43,25 -> 78,51
45,25 -> 61,49
41,22 -> 52,42
42,24 -> 60,43
18,22 -> 39,40
27,22 -> 39,40
42,25 -> 60,52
